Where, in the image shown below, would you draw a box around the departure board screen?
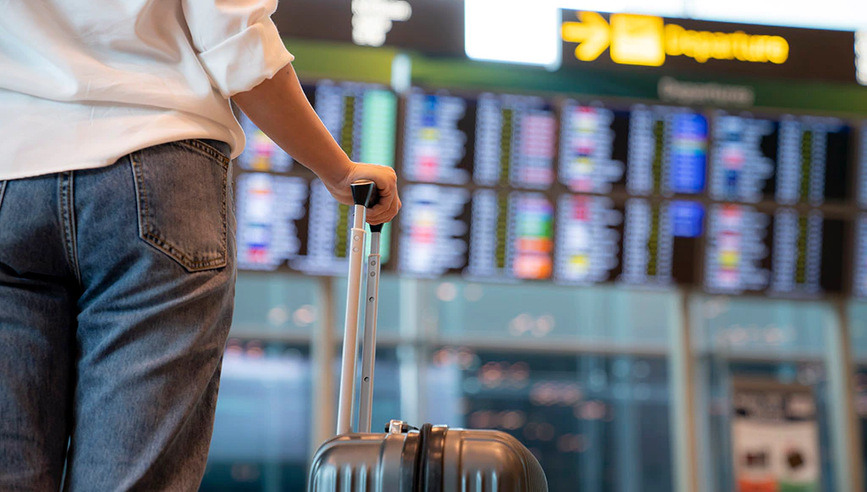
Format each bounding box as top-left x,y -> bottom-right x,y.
552,196 -> 703,287
858,126 -> 867,297
558,102 -> 628,194
289,180 -> 353,275
709,115 -> 776,203
474,93 -> 557,189
855,214 -> 867,298
704,204 -> 770,294
709,112 -> 851,204
238,112 -> 295,173
234,80 -> 859,299
553,195 -> 621,285
466,190 -> 555,282
236,174 -> 308,271
402,90 -> 475,185
704,205 -> 844,296
626,105 -> 708,196
770,209 -> 836,296
620,199 -> 704,287
235,80 -> 397,274
859,125 -> 867,208
397,184 -> 472,278
774,116 -> 849,205
315,81 -> 398,168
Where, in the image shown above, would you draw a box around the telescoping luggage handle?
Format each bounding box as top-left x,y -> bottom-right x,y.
336,180 -> 384,436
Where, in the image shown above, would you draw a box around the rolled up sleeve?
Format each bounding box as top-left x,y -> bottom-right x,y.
183,0 -> 294,97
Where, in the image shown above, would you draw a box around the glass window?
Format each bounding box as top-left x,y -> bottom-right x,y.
855,368 -> 867,492
426,347 -> 673,491
203,341 -> 311,492
848,302 -> 867,361
692,296 -> 830,357
231,274 -> 319,335
693,296 -> 837,492
429,281 -> 675,350
850,302 -> 867,491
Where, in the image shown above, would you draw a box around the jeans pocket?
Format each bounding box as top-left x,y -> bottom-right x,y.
130,140 -> 230,272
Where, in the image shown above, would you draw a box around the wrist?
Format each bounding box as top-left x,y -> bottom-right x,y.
319,155 -> 354,188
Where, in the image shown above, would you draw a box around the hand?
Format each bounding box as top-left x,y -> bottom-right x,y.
323,161 -> 401,225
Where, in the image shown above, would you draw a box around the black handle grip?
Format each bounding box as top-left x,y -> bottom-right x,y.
351,180 -> 380,209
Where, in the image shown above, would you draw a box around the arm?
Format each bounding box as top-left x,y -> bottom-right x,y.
232,64 -> 400,224
182,0 -> 400,224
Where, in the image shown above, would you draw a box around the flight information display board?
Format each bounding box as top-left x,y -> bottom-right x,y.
236,174 -> 308,271
854,126 -> 867,298
473,93 -> 557,189
553,195 -> 621,285
855,214 -> 867,298
234,79 -> 859,299
398,184 -> 472,278
315,81 -> 398,168
626,105 -> 708,196
402,90 -> 474,185
859,125 -> 867,209
558,102 -> 627,194
238,113 -> 294,173
709,112 -> 851,204
289,180 -> 354,276
235,80 -> 398,274
552,196 -> 703,287
465,190 -> 555,282
403,89 -> 557,189
704,204 -> 844,296
620,199 -> 704,287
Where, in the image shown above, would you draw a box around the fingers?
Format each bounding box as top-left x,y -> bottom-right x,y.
367,192 -> 400,225
357,164 -> 399,224
324,162 -> 401,224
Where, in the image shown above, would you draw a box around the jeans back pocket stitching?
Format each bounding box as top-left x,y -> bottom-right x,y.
174,140 -> 230,169
130,151 -> 228,272
220,168 -> 227,257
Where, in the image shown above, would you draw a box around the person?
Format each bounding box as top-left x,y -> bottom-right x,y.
0,0 -> 401,490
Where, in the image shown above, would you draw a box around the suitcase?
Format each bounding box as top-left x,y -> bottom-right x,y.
308,180 -> 549,492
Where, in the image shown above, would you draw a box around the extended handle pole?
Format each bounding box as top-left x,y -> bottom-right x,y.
336,180 -> 379,437
357,224 -> 383,433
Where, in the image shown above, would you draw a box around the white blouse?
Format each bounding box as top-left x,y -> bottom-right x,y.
0,0 -> 294,180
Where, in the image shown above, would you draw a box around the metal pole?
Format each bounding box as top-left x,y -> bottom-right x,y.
336,205 -> 367,436
670,289 -> 700,492
827,297 -> 864,492
611,289 -> 640,492
310,276 -> 336,458
398,277 -> 422,426
357,230 -> 382,433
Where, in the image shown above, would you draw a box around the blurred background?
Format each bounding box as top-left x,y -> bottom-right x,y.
204,1 -> 867,490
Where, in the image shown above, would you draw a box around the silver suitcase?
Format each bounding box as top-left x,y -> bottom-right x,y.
308,181 -> 548,492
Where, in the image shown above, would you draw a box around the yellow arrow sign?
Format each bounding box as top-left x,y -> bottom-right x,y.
562,11 -> 787,67
561,11 -> 610,62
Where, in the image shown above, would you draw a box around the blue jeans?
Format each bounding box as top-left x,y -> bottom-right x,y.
0,140 -> 237,491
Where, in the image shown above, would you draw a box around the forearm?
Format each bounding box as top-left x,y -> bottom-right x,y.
232,63 -> 351,185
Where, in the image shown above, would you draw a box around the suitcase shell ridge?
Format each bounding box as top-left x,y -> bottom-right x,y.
442,429 -> 547,492
309,433 -> 409,492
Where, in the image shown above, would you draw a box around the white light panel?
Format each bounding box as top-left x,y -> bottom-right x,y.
690,0 -> 867,32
